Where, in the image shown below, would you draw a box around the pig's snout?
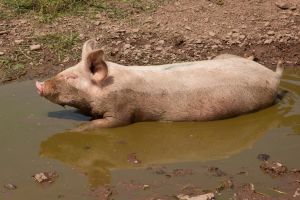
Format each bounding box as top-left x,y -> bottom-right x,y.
36,81 -> 44,96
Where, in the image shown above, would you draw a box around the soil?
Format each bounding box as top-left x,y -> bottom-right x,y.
0,0 -> 300,199
0,0 -> 300,84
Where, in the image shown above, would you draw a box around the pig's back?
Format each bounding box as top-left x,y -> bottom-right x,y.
112,58 -> 280,122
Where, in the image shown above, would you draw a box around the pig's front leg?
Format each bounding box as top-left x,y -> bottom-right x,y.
74,116 -> 130,131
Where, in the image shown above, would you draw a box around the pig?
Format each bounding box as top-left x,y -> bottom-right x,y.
36,40 -> 284,130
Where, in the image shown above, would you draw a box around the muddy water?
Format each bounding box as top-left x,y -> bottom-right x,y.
0,71 -> 299,200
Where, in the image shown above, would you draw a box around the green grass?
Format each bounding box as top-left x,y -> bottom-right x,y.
0,0 -> 165,20
36,33 -> 80,61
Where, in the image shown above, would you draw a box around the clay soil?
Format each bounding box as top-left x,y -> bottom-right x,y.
0,0 -> 299,84
0,0 -> 300,199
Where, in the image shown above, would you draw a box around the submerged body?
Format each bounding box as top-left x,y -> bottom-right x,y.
36,40 -> 283,130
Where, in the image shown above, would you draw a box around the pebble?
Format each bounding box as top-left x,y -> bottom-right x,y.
264,39 -> 273,44
15,39 -> 24,44
158,40 -> 165,45
257,153 -> 270,161
124,44 -> 131,49
0,51 -> 4,56
144,44 -> 151,49
94,21 -> 101,26
275,1 -> 290,10
267,31 -> 275,35
185,26 -> 192,31
264,22 -> 270,27
208,31 -> 216,37
4,183 -> 17,190
30,44 -> 41,51
177,193 -> 214,200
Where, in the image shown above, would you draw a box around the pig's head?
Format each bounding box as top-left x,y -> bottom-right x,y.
35,40 -> 108,114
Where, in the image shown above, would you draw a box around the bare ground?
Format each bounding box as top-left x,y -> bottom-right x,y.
0,0 -> 300,84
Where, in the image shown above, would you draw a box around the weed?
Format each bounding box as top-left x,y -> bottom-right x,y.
36,33 -> 80,61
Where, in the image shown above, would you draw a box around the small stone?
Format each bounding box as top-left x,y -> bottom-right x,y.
257,154 -> 270,161
185,26 -> 192,31
155,47 -> 163,51
290,6 -> 297,10
30,44 -> 41,51
15,39 -> 24,44
4,183 -> 17,190
293,188 -> 300,198
241,25 -> 247,29
264,39 -> 273,44
209,31 -> 216,37
239,35 -> 246,39
94,21 -> 101,26
79,34 -> 85,39
158,40 -> 165,45
32,172 -> 58,183
264,22 -> 270,27
275,1 -> 290,9
143,184 -> 150,190
0,51 -> 4,56
177,193 -> 214,200
144,44 -> 151,49
267,31 -> 275,35
260,161 -> 288,176
124,44 -> 131,49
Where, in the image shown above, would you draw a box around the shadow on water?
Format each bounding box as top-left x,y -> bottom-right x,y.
48,109 -> 90,121
40,71 -> 300,187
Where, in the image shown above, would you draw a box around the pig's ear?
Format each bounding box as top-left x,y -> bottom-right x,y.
82,39 -> 98,60
86,49 -> 108,84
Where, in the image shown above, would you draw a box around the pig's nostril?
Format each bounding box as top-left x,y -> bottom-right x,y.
35,81 -> 44,96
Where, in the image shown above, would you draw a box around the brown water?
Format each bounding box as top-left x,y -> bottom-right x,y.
0,71 -> 299,200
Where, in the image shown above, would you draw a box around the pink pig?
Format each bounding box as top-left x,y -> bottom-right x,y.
36,40 -> 284,131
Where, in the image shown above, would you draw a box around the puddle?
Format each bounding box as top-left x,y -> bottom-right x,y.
0,71 -> 299,199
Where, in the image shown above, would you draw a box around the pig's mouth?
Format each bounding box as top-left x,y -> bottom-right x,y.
35,81 -> 44,96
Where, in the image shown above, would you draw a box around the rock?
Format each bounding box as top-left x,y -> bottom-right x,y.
293,188 -> 300,198
267,31 -> 275,35
260,161 -> 288,176
32,172 -> 58,183
158,40 -> 165,45
94,21 -> 101,26
29,44 -> 41,51
185,26 -> 192,31
143,184 -> 150,190
264,39 -> 273,44
124,44 -> 131,49
264,22 -> 270,27
208,31 -> 216,37
132,28 -> 139,33
239,35 -> 246,39
144,44 -> 151,49
127,153 -> 141,164
257,153 -> 270,161
177,193 -> 214,200
275,1 -> 290,10
4,183 -> 17,190
79,33 -> 85,39
0,51 -> 4,56
208,167 -> 226,177
15,39 -> 24,44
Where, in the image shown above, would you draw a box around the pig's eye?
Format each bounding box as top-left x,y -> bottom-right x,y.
66,74 -> 78,80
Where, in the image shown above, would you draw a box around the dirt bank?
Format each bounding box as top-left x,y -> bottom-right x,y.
0,0 -> 299,84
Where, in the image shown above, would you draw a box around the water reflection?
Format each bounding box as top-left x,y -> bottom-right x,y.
40,72 -> 300,187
